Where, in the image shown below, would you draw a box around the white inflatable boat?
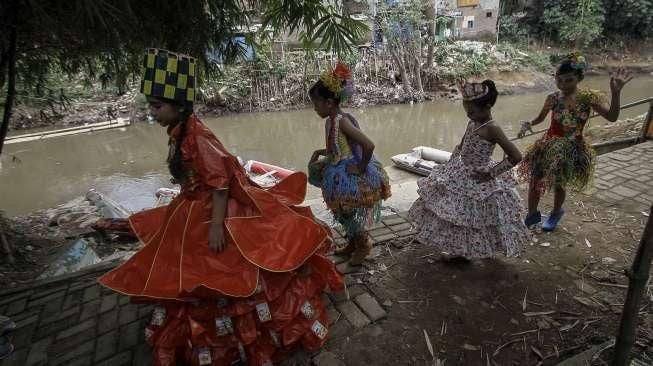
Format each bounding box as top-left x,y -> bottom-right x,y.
391,146 -> 451,176
153,159 -> 294,207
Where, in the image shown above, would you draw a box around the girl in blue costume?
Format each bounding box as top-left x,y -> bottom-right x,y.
308,62 -> 391,266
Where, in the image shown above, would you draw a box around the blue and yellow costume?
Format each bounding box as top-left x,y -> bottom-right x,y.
308,63 -> 391,264
310,113 -> 391,236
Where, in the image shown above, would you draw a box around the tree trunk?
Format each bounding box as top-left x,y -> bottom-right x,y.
414,30 -> 425,98
0,51 -> 7,89
390,49 -> 411,95
612,205 -> 653,366
496,0 -> 503,44
414,54 -> 424,98
0,2 -> 18,156
425,0 -> 437,69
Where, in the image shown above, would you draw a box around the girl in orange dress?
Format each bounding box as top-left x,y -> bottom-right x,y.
97,49 -> 343,366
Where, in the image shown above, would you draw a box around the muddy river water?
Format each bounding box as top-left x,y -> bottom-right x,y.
1,75 -> 651,216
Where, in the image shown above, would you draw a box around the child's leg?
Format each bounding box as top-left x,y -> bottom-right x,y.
542,183 -> 566,231
525,177 -> 544,228
553,185 -> 566,213
334,211 -> 357,256
334,234 -> 356,256
527,178 -> 542,215
349,231 -> 372,266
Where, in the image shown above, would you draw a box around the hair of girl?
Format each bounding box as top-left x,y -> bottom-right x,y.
167,99 -> 194,183
309,79 -> 341,105
472,79 -> 499,108
557,59 -> 585,80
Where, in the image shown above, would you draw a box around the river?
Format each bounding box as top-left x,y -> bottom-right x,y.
1,75 -> 651,216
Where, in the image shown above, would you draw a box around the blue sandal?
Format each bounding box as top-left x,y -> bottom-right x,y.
0,335 -> 14,360
524,211 -> 542,229
542,210 -> 565,232
0,316 -> 15,335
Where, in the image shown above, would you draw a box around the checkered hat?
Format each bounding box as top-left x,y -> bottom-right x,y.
141,48 -> 196,103
458,81 -> 489,101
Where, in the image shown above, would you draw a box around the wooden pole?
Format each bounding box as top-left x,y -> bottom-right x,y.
1,232 -> 15,264
0,0 -> 19,156
639,101 -> 653,142
612,205 -> 653,366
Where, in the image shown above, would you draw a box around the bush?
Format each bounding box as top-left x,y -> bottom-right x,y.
498,16 -> 529,47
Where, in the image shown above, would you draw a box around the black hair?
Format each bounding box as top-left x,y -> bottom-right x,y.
557,59 -> 584,80
154,97 -> 194,183
309,79 -> 340,106
471,80 -> 499,108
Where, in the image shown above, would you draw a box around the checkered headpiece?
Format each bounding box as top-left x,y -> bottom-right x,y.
141,48 -> 196,103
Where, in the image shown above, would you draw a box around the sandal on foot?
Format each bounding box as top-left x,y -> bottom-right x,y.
0,335 -> 14,360
542,209 -> 565,232
524,211 -> 542,229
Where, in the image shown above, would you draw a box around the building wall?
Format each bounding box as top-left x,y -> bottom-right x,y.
439,0 -> 500,36
458,6 -> 498,36
442,0 -> 499,8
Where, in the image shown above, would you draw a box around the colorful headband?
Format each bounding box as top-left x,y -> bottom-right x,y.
565,52 -> 588,72
319,62 -> 354,102
458,80 -> 489,101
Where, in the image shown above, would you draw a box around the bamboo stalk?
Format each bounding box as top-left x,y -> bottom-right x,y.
612,205 -> 653,366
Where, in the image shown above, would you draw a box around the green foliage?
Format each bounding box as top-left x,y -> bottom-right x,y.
261,0 -> 369,55
340,48 -> 360,69
378,0 -> 424,46
433,41 -> 493,79
200,66 -> 252,105
526,51 -> 552,72
498,16 -> 530,46
505,0 -> 650,45
602,0 -> 653,39
0,0 -> 368,97
556,0 -> 604,47
539,0 -> 605,47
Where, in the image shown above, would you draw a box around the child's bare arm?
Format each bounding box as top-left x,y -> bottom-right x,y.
472,125 -> 522,182
489,125 -> 522,165
529,94 -> 555,126
517,94 -> 554,138
340,116 -> 375,173
591,68 -> 633,122
451,135 -> 465,157
209,189 -> 228,252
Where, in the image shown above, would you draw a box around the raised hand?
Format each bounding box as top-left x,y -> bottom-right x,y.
610,68 -> 633,92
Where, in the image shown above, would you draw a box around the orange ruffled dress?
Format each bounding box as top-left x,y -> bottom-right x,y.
99,115 -> 344,366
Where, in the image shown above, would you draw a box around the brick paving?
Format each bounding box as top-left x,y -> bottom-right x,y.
0,215 -> 411,366
1,142 -> 650,365
586,141 -> 653,212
